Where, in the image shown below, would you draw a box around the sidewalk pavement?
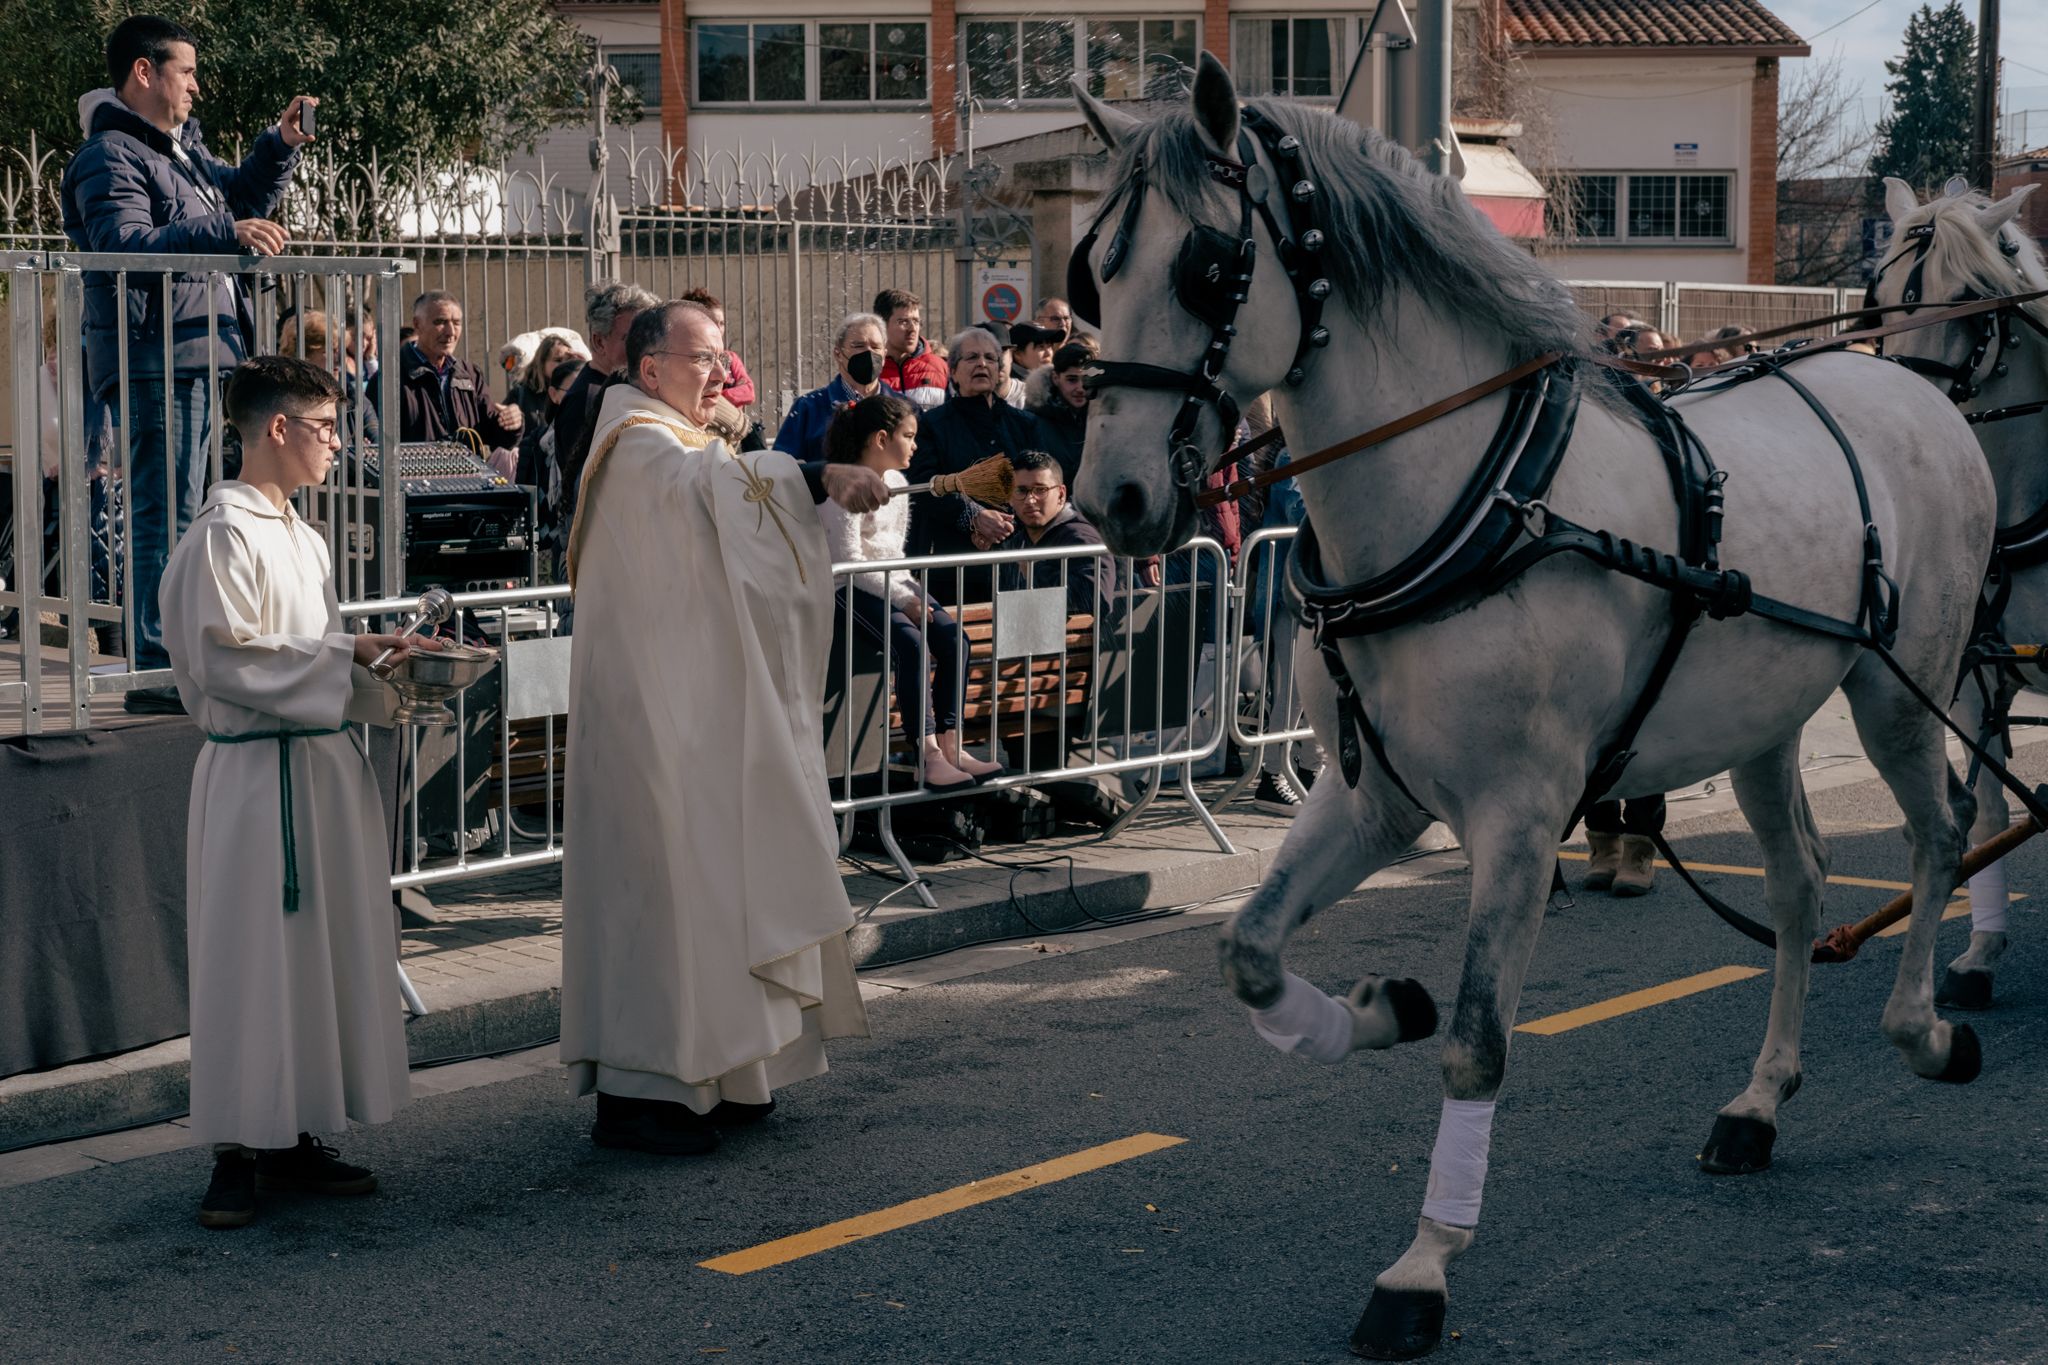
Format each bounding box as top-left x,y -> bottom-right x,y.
9,687 -> 2045,1159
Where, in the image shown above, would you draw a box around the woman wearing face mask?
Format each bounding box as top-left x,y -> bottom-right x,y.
773,312 -> 899,463
907,326 -> 1044,605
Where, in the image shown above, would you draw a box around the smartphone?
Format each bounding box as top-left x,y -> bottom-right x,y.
298,102 -> 316,137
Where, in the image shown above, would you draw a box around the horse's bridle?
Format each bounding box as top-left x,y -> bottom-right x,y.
1862,222 -> 2046,404
1068,106 -> 1332,500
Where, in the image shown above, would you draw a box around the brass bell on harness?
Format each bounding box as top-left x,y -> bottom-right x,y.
1277,135 -> 1301,157
1308,278 -> 1333,301
1309,326 -> 1331,348
1292,179 -> 1317,203
1301,229 -> 1326,252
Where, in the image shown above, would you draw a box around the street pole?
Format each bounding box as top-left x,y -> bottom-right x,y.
586,43 -> 621,285
1973,0 -> 2000,191
1416,0 -> 1454,176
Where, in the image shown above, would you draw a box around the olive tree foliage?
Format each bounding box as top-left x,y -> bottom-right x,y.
0,0 -> 631,233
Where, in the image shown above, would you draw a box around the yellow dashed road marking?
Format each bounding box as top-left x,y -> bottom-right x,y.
1515,966 -> 1768,1036
699,1133 -> 1187,1274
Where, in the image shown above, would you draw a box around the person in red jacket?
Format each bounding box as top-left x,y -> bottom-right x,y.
873,288 -> 949,405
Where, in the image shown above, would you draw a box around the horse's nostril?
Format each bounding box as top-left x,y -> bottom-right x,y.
1110,482 -> 1148,523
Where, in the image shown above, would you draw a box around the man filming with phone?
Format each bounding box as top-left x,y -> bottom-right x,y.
60,14 -> 317,715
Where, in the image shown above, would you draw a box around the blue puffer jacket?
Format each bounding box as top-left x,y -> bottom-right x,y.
59,90 -> 299,394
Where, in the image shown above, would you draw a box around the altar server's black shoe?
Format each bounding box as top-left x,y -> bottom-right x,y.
198,1154 -> 256,1229
709,1098 -> 777,1127
256,1134 -> 377,1195
593,1093 -> 719,1157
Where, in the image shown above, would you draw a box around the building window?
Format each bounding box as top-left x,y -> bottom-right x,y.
692,20 -> 930,105
1562,172 -> 1733,245
820,22 -> 929,103
1565,175 -> 1618,240
964,17 -> 1197,104
1232,16 -> 1366,99
608,51 -> 662,109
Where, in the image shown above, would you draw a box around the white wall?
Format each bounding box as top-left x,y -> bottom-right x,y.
1520,53 -> 1754,284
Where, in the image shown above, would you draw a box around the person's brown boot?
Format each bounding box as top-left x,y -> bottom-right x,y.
1610,835 -> 1658,897
1583,831 -> 1623,892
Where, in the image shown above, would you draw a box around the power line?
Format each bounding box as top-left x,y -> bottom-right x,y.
1804,0 -> 1895,42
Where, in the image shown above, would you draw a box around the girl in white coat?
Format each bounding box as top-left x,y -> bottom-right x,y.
818,395 -> 1002,790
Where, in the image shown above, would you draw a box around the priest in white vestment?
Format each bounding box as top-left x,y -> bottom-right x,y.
561,299 -> 888,1155
160,356 -> 438,1229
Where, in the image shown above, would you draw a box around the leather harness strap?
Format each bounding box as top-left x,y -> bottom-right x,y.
1199,352 -> 1563,509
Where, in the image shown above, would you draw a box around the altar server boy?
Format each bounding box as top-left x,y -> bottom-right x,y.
161,355 -> 436,1229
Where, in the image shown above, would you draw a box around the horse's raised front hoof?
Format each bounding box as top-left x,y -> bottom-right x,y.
1698,1114 -> 1776,1175
1935,968 -> 1994,1012
1350,1286 -> 1446,1360
1933,1022 -> 1983,1084
1386,977 -> 1439,1043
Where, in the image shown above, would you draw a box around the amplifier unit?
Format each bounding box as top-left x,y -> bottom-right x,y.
307,446 -> 536,597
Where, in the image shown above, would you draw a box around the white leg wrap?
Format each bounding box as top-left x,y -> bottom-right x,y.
1970,861 -> 2009,935
1419,1098 -> 1497,1229
1249,972 -> 1354,1065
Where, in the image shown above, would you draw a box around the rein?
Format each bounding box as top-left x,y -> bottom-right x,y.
1194,287 -> 2048,513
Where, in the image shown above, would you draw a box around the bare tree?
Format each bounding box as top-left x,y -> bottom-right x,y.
1777,55 -> 1878,285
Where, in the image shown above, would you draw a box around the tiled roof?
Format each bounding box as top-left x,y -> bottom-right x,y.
1505,0 -> 1806,50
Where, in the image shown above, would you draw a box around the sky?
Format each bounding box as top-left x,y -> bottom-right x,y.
1765,0 -> 2048,149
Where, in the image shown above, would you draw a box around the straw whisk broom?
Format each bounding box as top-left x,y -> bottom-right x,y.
896,453 -> 1015,506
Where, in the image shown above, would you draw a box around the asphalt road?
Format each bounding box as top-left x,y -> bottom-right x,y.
4,761 -> 2046,1364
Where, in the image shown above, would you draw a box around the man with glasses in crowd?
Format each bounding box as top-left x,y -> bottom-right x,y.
1033,296 -> 1075,346
559,298 -> 883,1157
993,449 -> 1113,618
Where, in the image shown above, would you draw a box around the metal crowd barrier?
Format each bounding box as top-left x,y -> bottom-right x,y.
308,532 -> 1239,906
4,250 -> 412,732
1209,525 -> 1315,814
340,583 -> 572,892
823,536 -> 1235,906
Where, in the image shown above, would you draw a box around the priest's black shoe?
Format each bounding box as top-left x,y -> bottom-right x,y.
592,1092 -> 719,1156
709,1098 -> 776,1127
256,1134 -> 377,1195
198,1154 -> 257,1229
123,684 -> 186,716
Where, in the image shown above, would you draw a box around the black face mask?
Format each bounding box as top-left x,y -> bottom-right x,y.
846,349 -> 882,386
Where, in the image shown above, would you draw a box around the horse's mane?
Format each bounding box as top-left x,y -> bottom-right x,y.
1893,190 -> 2048,332
1110,99 -> 1595,366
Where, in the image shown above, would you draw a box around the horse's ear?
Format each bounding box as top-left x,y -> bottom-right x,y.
1883,177 -> 1920,223
1190,50 -> 1240,155
1976,183 -> 2040,235
1072,79 -> 1140,151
